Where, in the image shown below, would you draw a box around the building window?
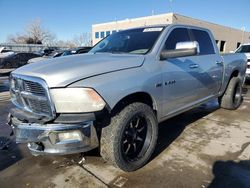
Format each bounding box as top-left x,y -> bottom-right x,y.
100,31 -> 105,38
106,31 -> 110,36
220,41 -> 226,52
95,32 -> 99,39
112,30 -> 117,34
237,42 -> 241,48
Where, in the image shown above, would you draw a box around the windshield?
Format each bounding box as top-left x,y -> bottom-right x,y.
235,45 -> 250,53
90,27 -> 164,55
62,50 -> 74,56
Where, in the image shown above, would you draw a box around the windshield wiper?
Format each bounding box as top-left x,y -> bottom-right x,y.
110,51 -> 129,54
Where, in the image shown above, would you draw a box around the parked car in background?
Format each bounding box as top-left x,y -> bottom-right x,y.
0,47 -> 15,60
61,47 -> 92,56
0,47 -> 14,54
36,47 -> 60,56
28,47 -> 92,64
235,43 -> 250,80
27,50 -> 63,64
0,48 -> 14,69
0,52 -> 41,69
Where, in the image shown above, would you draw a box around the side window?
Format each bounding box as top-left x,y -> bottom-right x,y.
13,54 -> 19,59
191,29 -> 215,55
18,53 -> 26,61
29,53 -> 38,59
165,28 -> 191,50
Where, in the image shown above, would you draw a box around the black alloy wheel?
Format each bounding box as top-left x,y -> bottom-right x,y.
100,102 -> 158,171
121,115 -> 151,162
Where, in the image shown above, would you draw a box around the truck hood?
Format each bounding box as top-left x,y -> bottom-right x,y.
13,53 -> 145,87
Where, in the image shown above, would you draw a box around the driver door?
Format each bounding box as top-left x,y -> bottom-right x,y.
159,27 -> 202,117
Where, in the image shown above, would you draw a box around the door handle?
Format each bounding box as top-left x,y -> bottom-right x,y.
216,61 -> 223,65
189,64 -> 199,69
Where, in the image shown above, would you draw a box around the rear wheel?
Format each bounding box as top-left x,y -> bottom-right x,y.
100,102 -> 158,171
219,77 -> 243,110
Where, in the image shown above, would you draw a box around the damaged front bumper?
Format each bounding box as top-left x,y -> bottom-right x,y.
8,115 -> 99,155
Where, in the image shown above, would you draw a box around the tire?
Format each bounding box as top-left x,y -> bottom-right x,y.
100,102 -> 158,172
219,77 -> 243,110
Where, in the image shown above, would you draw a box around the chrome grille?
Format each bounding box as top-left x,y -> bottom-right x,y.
23,80 -> 46,96
10,74 -> 54,118
27,98 -> 51,114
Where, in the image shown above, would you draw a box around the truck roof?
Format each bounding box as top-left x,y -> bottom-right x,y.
122,24 -> 211,33
241,43 -> 250,46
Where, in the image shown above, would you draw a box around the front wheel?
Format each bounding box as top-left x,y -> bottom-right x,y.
100,102 -> 158,171
219,77 -> 243,110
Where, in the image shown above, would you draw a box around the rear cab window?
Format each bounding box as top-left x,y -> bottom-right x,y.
190,29 -> 215,55
235,45 -> 250,53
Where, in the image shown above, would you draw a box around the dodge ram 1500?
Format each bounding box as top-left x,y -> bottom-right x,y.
8,24 -> 247,171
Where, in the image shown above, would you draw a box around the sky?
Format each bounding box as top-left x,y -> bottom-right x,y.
0,0 -> 249,43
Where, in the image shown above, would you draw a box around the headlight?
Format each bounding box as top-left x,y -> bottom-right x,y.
50,88 -> 106,113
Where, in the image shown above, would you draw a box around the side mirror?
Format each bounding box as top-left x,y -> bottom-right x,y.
160,41 -> 200,60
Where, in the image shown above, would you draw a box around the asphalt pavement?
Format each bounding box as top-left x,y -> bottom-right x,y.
0,76 -> 250,188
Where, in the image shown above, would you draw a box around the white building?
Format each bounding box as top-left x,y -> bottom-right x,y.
92,13 -> 250,52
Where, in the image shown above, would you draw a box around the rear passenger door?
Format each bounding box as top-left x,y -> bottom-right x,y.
189,29 -> 223,97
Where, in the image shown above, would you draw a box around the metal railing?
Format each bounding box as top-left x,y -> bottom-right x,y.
0,43 -> 60,53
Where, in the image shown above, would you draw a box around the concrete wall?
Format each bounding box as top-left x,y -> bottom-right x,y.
92,13 -> 250,52
92,13 -> 173,45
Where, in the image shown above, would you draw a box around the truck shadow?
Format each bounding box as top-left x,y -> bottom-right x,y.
208,160 -> 250,188
151,99 -> 219,160
83,99 -> 220,161
0,136 -> 24,171
0,80 -> 23,171
83,99 -> 220,162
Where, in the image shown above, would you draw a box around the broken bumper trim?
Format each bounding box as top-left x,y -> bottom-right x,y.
10,117 -> 99,155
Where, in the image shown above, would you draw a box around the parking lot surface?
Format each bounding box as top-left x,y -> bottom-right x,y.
0,76 -> 250,188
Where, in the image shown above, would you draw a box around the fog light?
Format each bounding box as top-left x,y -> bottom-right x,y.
58,131 -> 83,142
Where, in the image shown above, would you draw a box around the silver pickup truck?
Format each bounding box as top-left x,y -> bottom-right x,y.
235,43 -> 250,79
8,24 -> 247,171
